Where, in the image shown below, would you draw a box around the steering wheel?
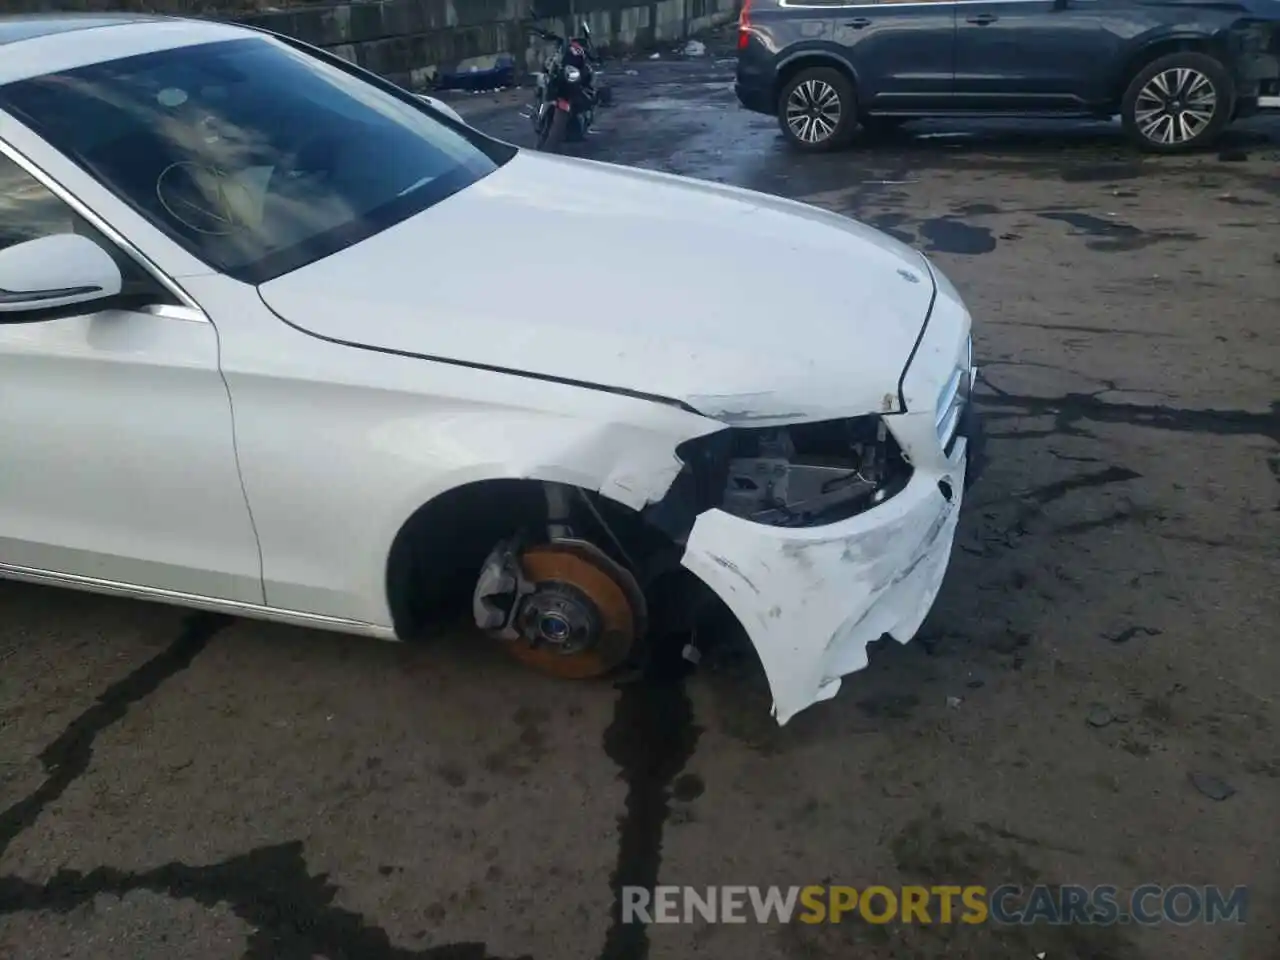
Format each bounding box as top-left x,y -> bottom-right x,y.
155,161 -> 246,236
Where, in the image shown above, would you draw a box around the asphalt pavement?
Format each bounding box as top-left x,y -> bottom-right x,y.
2,46 -> 1279,960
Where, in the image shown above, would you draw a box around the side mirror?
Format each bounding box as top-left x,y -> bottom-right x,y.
0,233 -> 122,320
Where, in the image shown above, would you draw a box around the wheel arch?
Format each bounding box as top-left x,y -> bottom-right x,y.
1112,33 -> 1233,105
381,459 -> 693,640
774,47 -> 859,105
385,476 -> 552,639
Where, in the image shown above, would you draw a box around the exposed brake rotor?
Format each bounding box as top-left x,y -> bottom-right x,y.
473,539 -> 647,679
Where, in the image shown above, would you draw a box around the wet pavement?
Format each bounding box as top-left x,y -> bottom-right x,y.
3,48 -> 1280,960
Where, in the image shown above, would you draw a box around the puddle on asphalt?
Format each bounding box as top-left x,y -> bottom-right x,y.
1039,210 -> 1201,252
599,634 -> 701,960
632,97 -> 723,111
920,217 -> 998,255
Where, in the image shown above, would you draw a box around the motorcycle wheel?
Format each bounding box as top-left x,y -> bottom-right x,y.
539,108 -> 570,152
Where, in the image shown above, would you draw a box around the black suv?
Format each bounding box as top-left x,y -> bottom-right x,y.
734,0 -> 1280,152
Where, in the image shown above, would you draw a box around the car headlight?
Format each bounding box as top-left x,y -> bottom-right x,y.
664,416 -> 913,531
564,65 -> 581,82
935,334 -> 973,450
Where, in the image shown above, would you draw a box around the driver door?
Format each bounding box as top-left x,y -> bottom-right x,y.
952,0 -> 1120,110
833,0 -> 958,111
0,147 -> 264,604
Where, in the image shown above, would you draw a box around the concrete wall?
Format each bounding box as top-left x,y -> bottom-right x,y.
239,0 -> 530,90
0,0 -> 737,91
234,0 -> 738,89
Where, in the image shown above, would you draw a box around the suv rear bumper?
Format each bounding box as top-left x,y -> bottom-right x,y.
735,46 -> 776,115
735,81 -> 774,114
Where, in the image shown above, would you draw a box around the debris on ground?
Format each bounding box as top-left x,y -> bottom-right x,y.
1188,772 -> 1236,801
682,39 -> 707,56
946,695 -> 963,709
1086,705 -> 1114,728
1105,625 -> 1162,644
649,52 -> 661,60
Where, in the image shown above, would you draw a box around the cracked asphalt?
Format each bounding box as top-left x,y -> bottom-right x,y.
3,40 -> 1279,960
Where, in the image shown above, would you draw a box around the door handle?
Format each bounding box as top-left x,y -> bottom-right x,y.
966,12 -> 998,23
845,17 -> 872,27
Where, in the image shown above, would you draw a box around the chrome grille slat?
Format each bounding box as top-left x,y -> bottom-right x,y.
934,335 -> 973,450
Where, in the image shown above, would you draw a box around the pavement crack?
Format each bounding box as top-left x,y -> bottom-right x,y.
974,821 -> 1086,857
0,612 -> 530,959
598,639 -> 701,960
1105,625 -> 1163,645
1050,507 -> 1147,536
0,612 -> 231,860
984,319 -> 1176,338
1048,450 -> 1103,463
975,466 -> 1144,551
975,392 -> 1280,443
1019,466 -> 1143,505
0,842 -> 529,960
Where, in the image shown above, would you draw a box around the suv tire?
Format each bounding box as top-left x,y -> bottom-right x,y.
1121,52 -> 1234,153
777,66 -> 856,152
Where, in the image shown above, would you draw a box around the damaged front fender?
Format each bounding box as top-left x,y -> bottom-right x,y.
680,436 -> 968,726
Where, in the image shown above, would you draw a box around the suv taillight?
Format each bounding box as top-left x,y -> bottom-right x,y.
738,0 -> 752,50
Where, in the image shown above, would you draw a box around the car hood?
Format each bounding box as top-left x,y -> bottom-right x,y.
258,150 -> 936,425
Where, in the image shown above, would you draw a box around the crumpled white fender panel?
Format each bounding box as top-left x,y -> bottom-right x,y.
682,437 -> 967,726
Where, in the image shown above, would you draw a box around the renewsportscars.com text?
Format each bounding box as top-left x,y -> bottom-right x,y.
622,884 -> 1249,926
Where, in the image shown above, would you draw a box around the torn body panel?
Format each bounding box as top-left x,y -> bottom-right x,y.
666,281 -> 979,723
436,251 -> 976,718
682,434 -> 968,725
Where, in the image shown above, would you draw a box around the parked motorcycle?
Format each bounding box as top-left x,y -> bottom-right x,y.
527,18 -> 610,151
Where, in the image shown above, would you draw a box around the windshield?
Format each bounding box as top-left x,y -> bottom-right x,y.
0,36 -> 514,283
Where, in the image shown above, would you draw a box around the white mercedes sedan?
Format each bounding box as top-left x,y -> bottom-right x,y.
0,14 -> 979,725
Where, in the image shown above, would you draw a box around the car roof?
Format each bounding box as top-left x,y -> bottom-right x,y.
0,13 -> 163,45
0,14 -> 259,88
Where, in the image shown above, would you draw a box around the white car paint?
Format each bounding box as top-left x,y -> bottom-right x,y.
159,270 -> 728,623
0,295 -> 266,604
0,17 -> 977,724
257,149 -> 935,427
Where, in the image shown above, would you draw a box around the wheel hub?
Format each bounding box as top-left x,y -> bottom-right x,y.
518,580 -> 600,655
475,539 -> 647,679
